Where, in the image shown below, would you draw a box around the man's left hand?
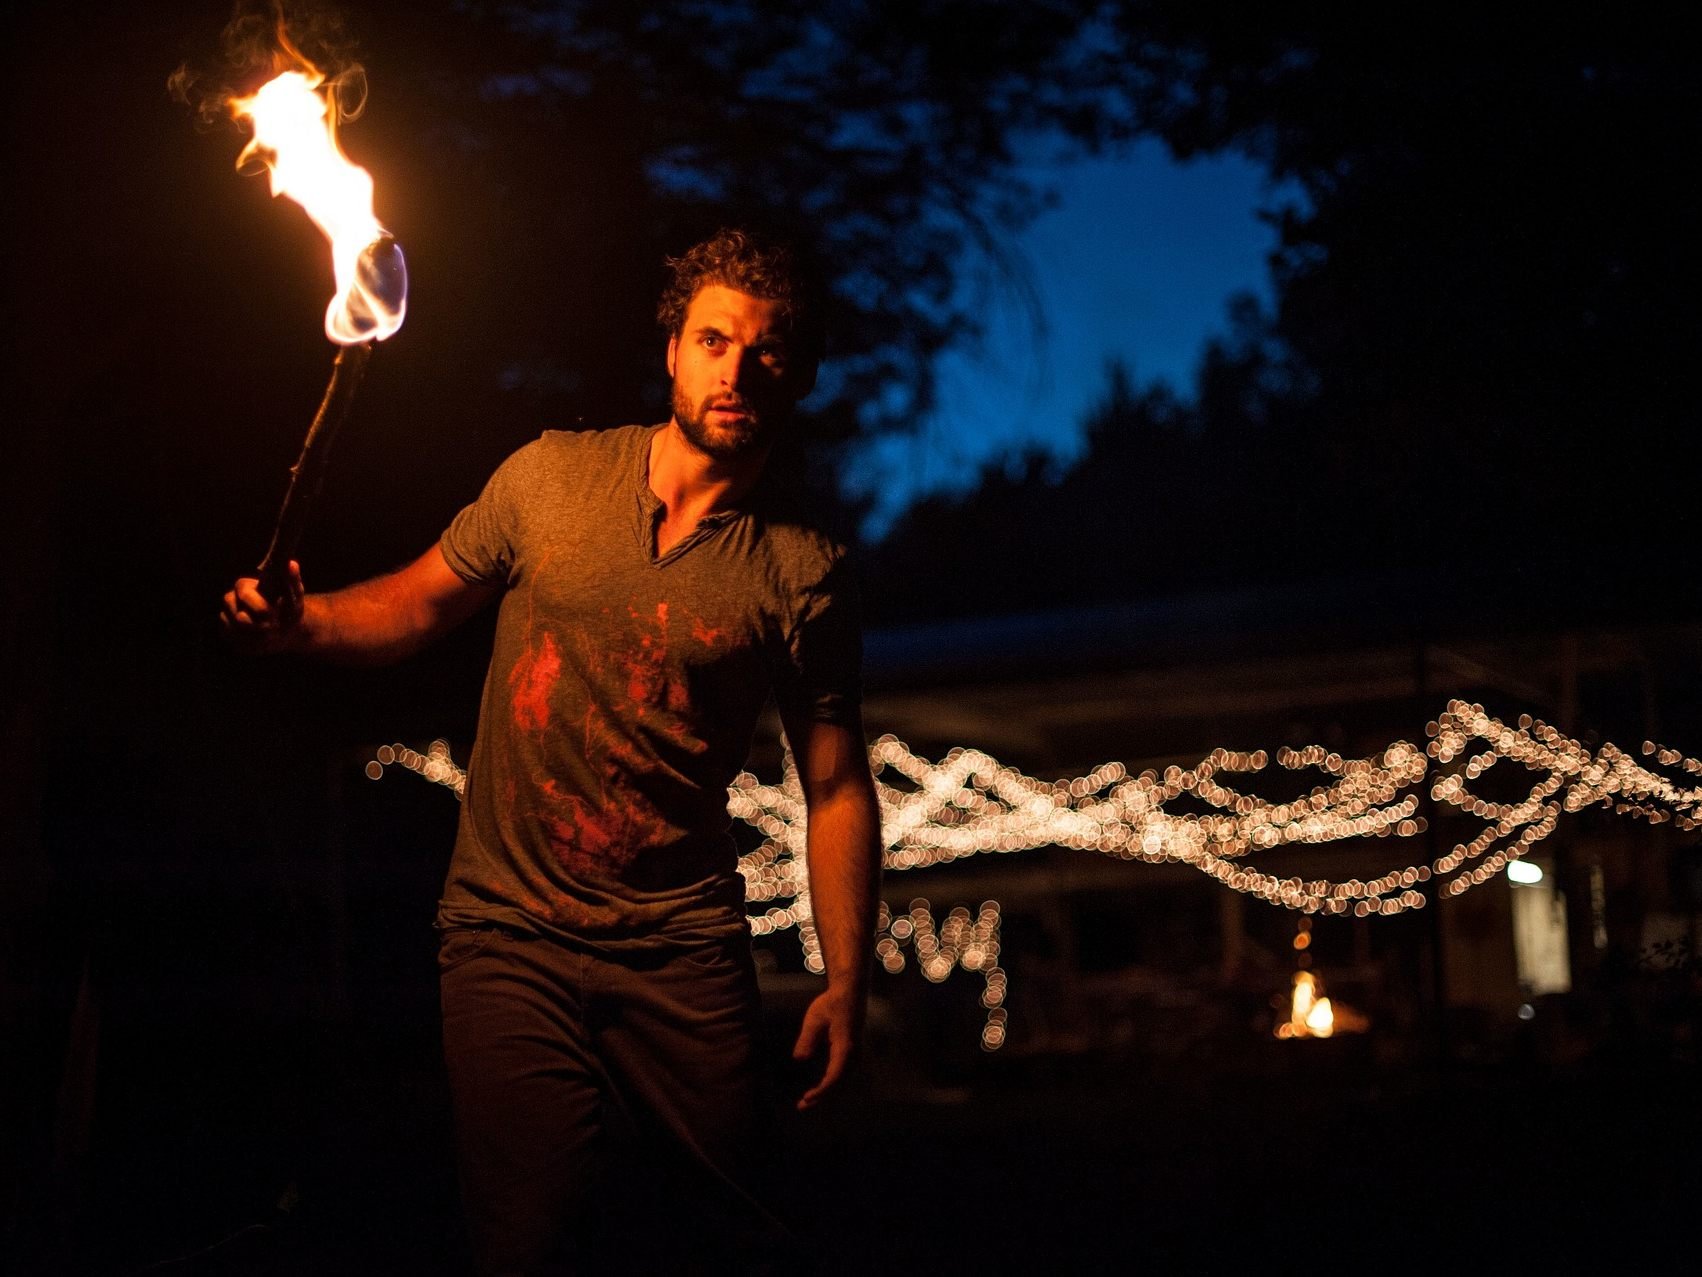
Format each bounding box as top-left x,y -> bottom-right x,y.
791,984 -> 863,1111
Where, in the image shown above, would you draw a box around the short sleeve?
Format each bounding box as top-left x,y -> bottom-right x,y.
772,552 -> 863,726
439,441 -> 540,588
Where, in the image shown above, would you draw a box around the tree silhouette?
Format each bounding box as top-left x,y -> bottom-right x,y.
228,0 -> 1158,506
876,4 -> 1699,623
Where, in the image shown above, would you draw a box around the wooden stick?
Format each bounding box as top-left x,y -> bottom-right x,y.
256,341 -> 374,602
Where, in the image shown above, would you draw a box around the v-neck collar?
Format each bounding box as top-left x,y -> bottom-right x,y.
634,425 -> 743,567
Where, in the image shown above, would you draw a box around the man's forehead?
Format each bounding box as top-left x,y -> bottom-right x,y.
683,283 -> 787,335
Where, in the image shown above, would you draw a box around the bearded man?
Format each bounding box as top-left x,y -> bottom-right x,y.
223,228 -> 880,1274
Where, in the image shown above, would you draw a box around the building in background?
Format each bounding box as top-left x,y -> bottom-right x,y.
768,586 -> 1702,1082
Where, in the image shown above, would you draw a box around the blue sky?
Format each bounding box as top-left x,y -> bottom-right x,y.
852,138 -> 1291,535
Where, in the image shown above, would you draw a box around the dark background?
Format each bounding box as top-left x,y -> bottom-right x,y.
4,2 -> 1700,1271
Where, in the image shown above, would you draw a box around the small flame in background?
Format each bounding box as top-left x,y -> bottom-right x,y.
1278,971 -> 1337,1039
229,69 -> 405,343
373,702 -> 1702,1050
1277,920 -> 1367,1039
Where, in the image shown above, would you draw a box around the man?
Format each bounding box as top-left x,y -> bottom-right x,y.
223,229 -> 882,1273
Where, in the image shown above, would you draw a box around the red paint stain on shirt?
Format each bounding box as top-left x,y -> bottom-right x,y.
538,778 -> 644,876
519,595 -> 710,890
623,601 -> 673,707
509,630 -> 560,732
506,552 -> 562,734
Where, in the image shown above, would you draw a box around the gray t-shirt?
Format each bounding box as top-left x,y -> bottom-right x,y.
436,424 -> 860,949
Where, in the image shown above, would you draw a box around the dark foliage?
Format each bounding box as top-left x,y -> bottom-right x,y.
875,3 -> 1700,627
256,0 -> 1149,512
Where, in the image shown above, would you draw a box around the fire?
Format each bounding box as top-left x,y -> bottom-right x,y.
230,70 -> 406,344
1276,969 -> 1367,1040
1278,971 -> 1333,1039
1305,997 -> 1335,1035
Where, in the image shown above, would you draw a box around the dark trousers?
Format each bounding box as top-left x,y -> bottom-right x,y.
439,927 -> 789,1275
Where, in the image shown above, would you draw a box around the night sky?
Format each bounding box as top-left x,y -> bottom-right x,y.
858,139 -> 1287,528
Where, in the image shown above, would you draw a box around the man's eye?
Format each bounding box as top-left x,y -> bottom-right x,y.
701,334 -> 723,350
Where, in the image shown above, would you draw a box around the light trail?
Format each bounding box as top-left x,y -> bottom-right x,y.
368,699 -> 1702,1049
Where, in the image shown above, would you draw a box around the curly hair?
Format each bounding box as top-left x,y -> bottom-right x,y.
657,228 -> 826,361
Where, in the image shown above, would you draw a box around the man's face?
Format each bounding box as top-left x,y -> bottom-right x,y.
667,284 -> 815,461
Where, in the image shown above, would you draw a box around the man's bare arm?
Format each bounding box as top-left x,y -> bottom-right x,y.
221,546 -> 499,665
784,710 -> 883,1111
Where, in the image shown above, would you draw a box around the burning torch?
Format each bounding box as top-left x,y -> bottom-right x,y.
228,69 -> 408,603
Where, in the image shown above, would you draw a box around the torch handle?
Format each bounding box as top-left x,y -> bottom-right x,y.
256,342 -> 375,603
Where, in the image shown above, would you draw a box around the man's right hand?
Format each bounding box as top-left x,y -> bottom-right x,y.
221,559 -> 308,655
218,546 -> 496,666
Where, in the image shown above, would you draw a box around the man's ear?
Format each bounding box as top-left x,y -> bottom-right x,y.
666,334 -> 677,379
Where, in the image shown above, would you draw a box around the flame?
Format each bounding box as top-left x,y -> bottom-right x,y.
1276,970 -> 1345,1039
1304,994 -> 1336,1038
1276,968 -> 1371,1039
230,70 -> 406,344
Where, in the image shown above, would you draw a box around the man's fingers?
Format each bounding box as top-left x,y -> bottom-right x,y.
221,571 -> 304,651
791,1006 -> 826,1061
797,1033 -> 850,1110
233,577 -> 274,622
223,587 -> 258,628
791,1003 -> 829,1109
284,561 -> 307,616
793,994 -> 858,1110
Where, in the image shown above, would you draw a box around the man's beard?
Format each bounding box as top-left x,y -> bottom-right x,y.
672,384 -> 776,461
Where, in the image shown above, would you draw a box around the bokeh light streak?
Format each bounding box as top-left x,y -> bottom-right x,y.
369,701 -> 1702,1050
366,738 -> 465,799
